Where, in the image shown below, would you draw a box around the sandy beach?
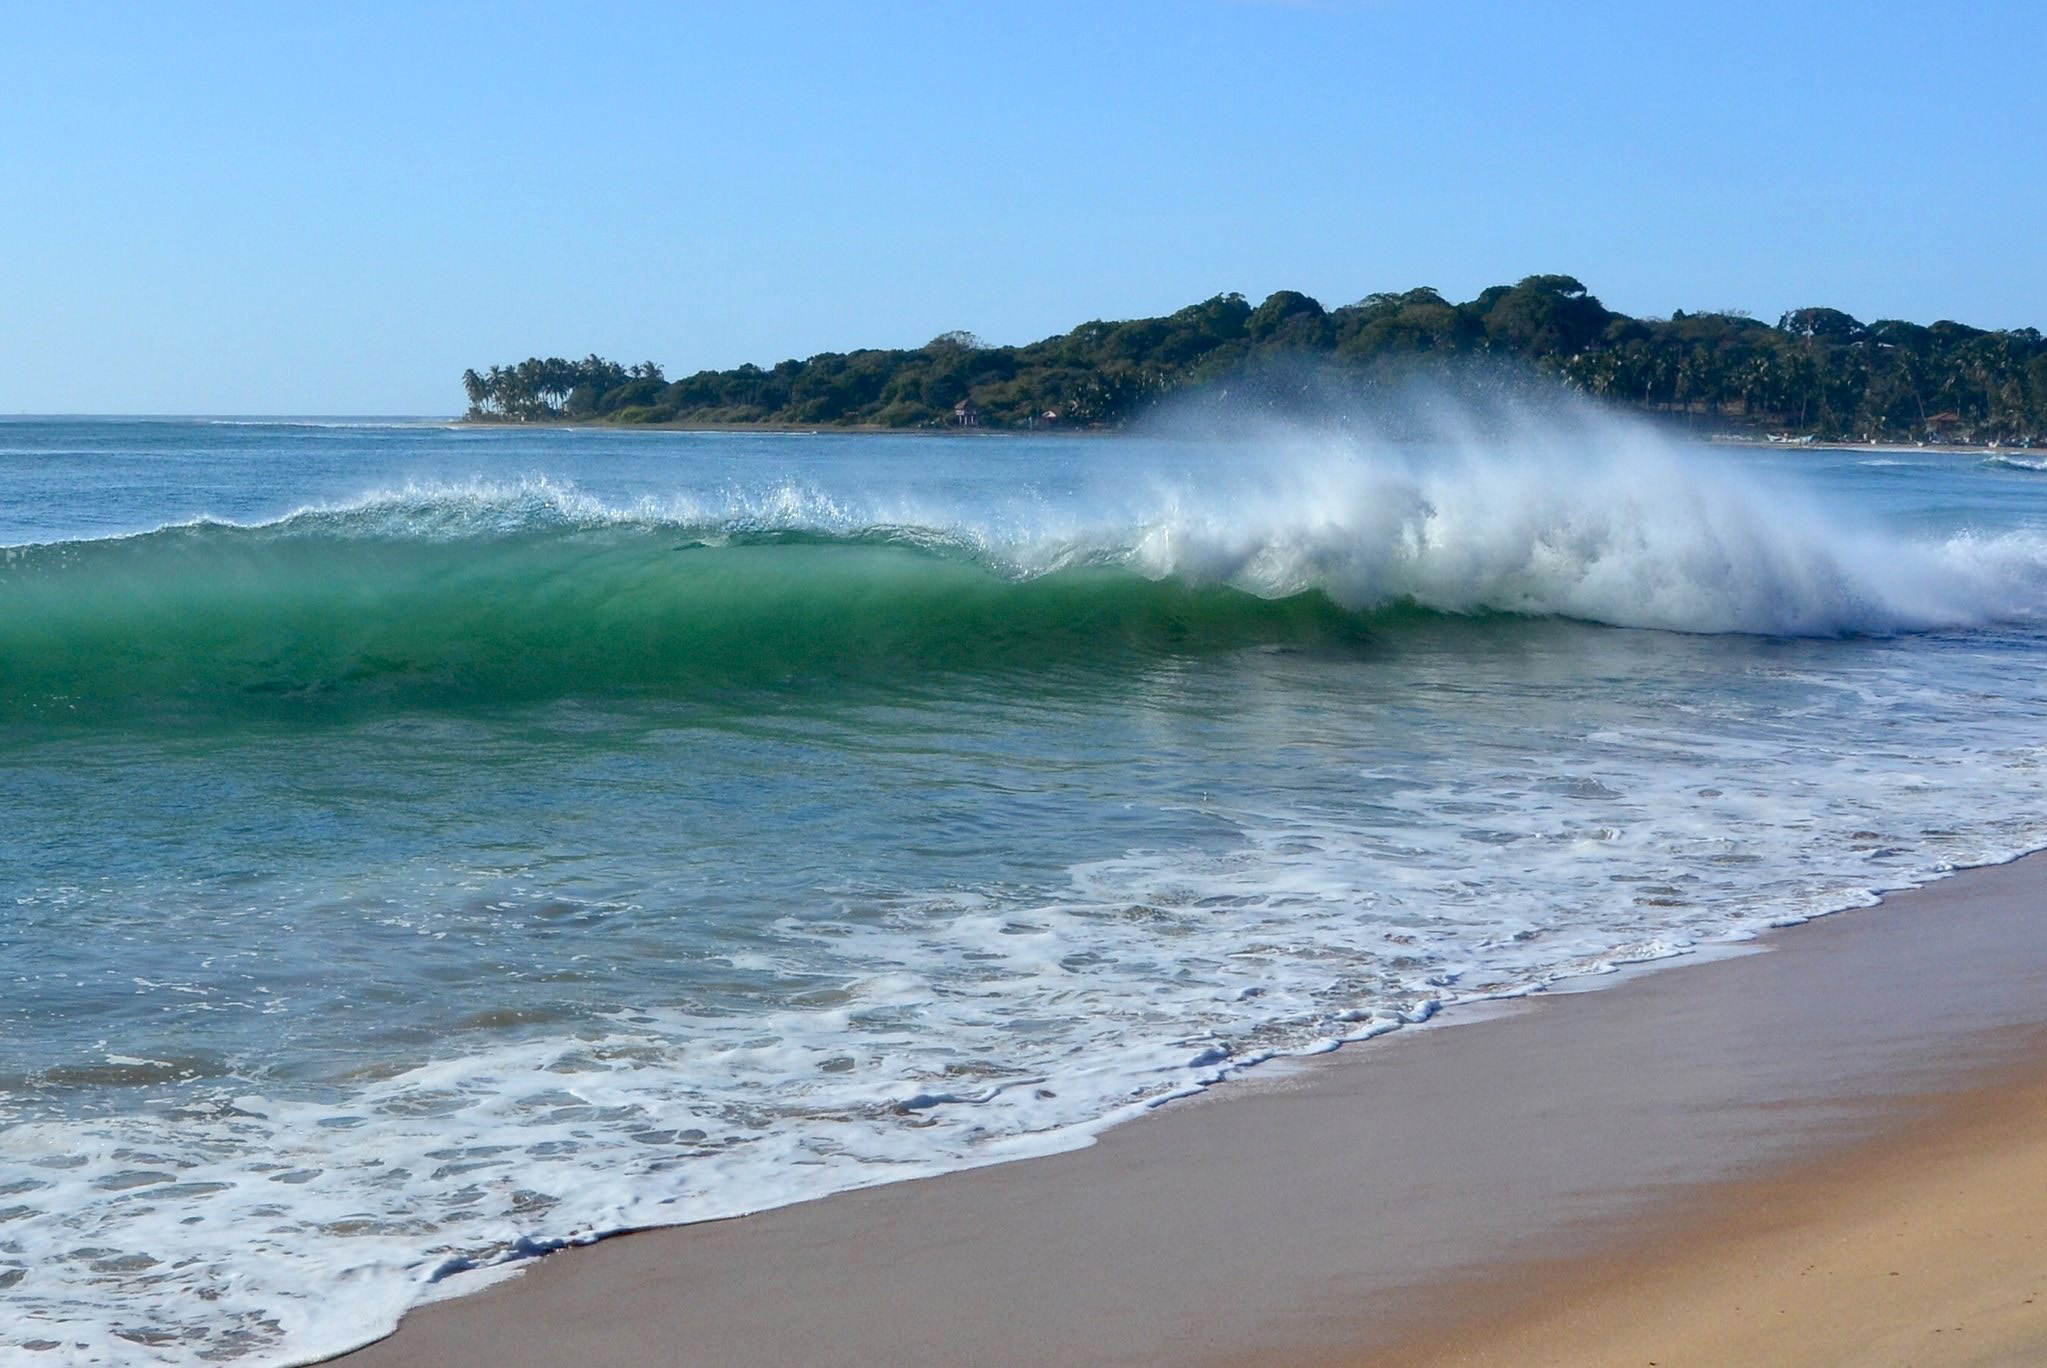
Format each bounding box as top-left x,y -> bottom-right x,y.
332,855 -> 2047,1368
1373,1068 -> 2047,1367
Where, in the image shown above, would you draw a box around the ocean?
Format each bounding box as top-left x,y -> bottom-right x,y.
5,410 -> 2047,1365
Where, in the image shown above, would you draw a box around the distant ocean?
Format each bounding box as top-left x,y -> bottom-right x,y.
7,412 -> 2047,1364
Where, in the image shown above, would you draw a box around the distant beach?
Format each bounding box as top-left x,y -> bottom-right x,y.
465,413 -> 2035,458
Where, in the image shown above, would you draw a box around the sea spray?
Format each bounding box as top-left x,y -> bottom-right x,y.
7,407 -> 2047,723
1124,397 -> 2047,633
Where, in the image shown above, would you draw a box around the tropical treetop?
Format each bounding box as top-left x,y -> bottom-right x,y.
463,276 -> 2047,442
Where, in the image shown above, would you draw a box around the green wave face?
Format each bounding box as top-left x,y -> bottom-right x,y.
0,525 -> 1377,722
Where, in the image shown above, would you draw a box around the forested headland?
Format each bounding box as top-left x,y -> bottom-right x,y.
462,275 -> 2047,443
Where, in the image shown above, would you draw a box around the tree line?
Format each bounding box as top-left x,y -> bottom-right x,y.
462,275 -> 2047,442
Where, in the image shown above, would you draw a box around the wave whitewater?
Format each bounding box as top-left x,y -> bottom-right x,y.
5,448 -> 2046,718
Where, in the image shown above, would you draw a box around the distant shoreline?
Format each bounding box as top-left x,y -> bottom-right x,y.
456,414 -> 2031,457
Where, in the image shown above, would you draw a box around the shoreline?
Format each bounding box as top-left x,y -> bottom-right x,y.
456,416 -> 2036,460
333,852 -> 2047,1367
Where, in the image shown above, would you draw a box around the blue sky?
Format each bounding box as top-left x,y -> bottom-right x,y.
3,1 -> 2041,415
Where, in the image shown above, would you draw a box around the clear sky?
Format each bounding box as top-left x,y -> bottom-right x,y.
3,1 -> 2041,415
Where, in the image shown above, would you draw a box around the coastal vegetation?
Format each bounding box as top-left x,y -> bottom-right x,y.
463,276 -> 2047,442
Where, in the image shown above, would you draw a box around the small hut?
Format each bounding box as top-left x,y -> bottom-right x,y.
953,398 -> 982,427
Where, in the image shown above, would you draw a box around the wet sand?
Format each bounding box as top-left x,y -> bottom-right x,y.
335,856 -> 2047,1368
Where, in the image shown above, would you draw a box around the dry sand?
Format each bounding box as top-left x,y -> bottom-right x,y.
1368,1069 -> 2047,1367
336,857 -> 2047,1368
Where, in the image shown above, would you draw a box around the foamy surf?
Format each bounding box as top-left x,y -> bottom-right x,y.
8,417 -> 2047,722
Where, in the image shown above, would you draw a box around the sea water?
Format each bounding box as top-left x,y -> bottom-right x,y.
5,411 -> 2047,1364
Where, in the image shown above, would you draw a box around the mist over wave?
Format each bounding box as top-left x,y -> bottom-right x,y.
1120,426 -> 2047,635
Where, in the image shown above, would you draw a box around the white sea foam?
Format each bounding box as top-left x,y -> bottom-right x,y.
9,664 -> 2047,1364
1101,412 -> 2047,635
34,404 -> 2047,638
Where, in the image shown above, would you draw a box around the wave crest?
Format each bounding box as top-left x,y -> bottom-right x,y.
1122,446 -> 2047,635
7,427 -> 2047,720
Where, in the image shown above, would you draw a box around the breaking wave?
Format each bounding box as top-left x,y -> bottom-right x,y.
6,434 -> 2047,720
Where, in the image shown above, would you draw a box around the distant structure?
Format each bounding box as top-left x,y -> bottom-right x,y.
953,398 -> 982,428
1926,410 -> 1963,441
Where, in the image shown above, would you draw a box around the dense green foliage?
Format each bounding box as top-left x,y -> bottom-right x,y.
464,276 -> 2047,441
